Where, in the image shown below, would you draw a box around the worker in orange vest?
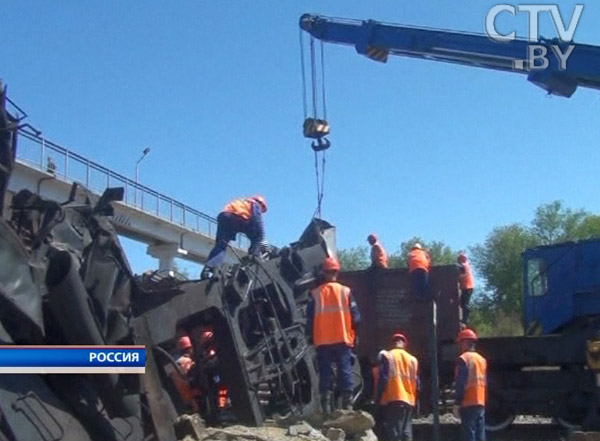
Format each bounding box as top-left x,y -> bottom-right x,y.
407,243 -> 431,299
368,234 -> 388,269
171,336 -> 200,412
453,329 -> 487,441
307,257 -> 361,415
202,195 -> 268,279
457,253 -> 475,326
375,333 -> 419,441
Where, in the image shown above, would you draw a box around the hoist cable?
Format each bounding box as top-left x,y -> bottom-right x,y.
299,30 -> 308,120
320,40 -> 327,120
309,36 -> 318,118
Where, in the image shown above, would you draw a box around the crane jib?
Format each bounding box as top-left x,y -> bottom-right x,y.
299,13 -> 600,98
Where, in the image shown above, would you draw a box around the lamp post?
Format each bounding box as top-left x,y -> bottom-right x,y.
134,147 -> 150,206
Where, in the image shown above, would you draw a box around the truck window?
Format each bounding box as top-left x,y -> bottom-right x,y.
527,258 -> 548,296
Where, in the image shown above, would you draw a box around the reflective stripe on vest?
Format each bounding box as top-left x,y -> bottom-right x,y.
459,262 -> 474,290
459,351 -> 486,407
379,348 -> 418,406
311,282 -> 355,347
371,243 -> 388,268
408,249 -> 430,273
223,198 -> 253,220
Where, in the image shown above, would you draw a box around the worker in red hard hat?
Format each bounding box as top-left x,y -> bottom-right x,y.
202,195 -> 269,279
367,234 -> 388,269
454,328 -> 487,441
171,335 -> 200,412
307,256 -> 361,415
457,252 -> 475,326
375,333 -> 419,441
407,243 -> 431,299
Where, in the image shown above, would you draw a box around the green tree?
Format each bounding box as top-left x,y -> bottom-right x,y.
531,200 -> 588,244
337,246 -> 369,271
471,200 -> 600,335
470,224 -> 536,318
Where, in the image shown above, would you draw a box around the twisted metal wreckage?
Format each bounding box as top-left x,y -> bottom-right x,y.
0,84 -> 345,441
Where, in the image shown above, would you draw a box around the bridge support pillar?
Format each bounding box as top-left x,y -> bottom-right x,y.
147,243 -> 185,271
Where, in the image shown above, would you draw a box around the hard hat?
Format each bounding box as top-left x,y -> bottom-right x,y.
411,243 -> 422,250
392,333 -> 408,344
377,350 -> 388,362
178,336 -> 192,350
367,234 -> 377,243
458,253 -> 467,263
252,195 -> 267,213
456,328 -> 478,342
202,331 -> 214,342
322,257 -> 340,272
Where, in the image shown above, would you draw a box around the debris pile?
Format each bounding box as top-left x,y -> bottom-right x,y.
174,411 -> 377,441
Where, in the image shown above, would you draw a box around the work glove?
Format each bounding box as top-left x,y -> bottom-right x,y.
452,404 -> 461,420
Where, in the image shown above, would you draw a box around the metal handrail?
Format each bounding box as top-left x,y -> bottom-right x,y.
15,128 -> 247,248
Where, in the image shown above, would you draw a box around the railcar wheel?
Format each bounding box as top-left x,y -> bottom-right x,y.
485,413 -> 516,432
485,393 -> 515,432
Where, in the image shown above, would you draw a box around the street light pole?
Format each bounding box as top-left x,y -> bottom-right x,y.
134,147 -> 150,206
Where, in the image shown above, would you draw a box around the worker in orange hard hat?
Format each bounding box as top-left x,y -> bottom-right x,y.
202,195 -> 269,279
375,333 -> 419,441
367,234 -> 388,269
407,243 -> 431,299
453,329 -> 487,441
457,252 -> 475,326
171,335 -> 200,412
307,256 -> 361,415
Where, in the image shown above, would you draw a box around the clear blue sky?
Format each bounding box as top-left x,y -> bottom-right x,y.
3,1 -> 600,275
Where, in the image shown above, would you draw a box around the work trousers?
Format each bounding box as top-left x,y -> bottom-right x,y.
410,269 -> 429,299
316,343 -> 353,393
382,401 -> 413,441
205,212 -> 260,267
460,406 -> 486,441
460,288 -> 473,324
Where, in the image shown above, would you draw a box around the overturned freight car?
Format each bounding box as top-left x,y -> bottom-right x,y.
0,85 -> 337,440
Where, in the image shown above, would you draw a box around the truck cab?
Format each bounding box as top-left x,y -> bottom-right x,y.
523,239 -> 600,335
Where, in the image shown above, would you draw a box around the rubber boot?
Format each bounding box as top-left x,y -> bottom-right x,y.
321,391 -> 332,417
341,391 -> 353,410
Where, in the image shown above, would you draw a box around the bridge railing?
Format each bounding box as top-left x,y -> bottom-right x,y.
15,129 -> 248,248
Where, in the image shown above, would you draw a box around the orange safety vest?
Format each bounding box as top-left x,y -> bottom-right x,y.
379,348 -> 418,406
459,351 -> 487,407
172,355 -> 198,407
223,198 -> 253,220
371,243 -> 388,268
311,282 -> 355,347
459,262 -> 474,290
408,249 -> 430,273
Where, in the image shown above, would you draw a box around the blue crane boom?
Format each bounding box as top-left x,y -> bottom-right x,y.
299,14 -> 600,98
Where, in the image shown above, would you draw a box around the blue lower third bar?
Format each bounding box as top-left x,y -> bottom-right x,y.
0,346 -> 145,374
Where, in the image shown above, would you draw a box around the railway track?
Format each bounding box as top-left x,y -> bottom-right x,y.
413,417 -> 566,441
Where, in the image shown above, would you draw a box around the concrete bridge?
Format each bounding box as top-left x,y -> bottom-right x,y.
7,130 -> 245,270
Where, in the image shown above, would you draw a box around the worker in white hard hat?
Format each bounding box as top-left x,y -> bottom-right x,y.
407,244 -> 431,299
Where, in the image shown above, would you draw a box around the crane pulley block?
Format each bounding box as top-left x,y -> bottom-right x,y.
303,118 -> 330,140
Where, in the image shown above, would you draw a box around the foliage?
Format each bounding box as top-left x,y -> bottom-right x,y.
471,200 -> 600,334
337,246 -> 369,271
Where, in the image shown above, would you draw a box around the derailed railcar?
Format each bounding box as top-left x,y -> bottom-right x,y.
340,266 -> 462,414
